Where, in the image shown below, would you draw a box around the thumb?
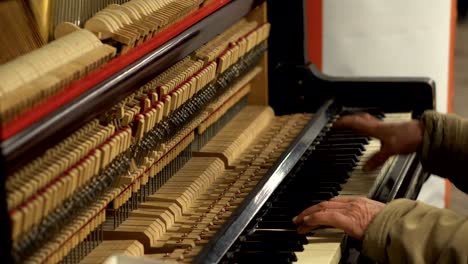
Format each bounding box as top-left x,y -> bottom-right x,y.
364,149 -> 391,171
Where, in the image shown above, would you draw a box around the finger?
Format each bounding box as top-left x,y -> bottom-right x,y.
297,224 -> 320,235
329,196 -> 358,203
364,149 -> 391,171
297,209 -> 350,235
333,114 -> 380,137
297,224 -> 342,234
292,201 -> 347,224
352,112 -> 377,121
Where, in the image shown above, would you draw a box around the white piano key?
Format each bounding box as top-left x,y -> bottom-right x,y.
295,228 -> 345,264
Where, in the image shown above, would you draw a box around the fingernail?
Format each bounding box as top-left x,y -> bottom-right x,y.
292,216 -> 297,223
303,216 -> 310,222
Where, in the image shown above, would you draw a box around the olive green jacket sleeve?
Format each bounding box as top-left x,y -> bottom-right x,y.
362,111 -> 468,263
362,199 -> 468,263
419,111 -> 468,193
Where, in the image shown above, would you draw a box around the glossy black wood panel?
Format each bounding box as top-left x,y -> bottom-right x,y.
267,0 -> 308,115
0,154 -> 11,262
270,63 -> 434,117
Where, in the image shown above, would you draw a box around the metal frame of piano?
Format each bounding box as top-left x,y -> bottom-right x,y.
0,0 -> 435,262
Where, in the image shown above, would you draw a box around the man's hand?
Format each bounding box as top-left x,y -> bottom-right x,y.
335,113 -> 424,171
292,197 -> 385,240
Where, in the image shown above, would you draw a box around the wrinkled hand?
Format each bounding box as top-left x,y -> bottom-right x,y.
335,113 -> 424,171
292,197 -> 385,240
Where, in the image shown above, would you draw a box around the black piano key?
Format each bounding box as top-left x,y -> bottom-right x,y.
316,143 -> 366,151
285,182 -> 342,192
321,137 -> 369,145
259,215 -> 294,222
267,204 -> 327,215
306,155 -> 357,164
238,240 -> 304,252
325,136 -> 366,140
296,171 -> 349,183
267,202 -> 318,211
303,186 -> 339,196
310,166 -> 351,176
282,180 -> 341,189
326,131 -> 363,137
311,162 -> 358,171
256,220 -> 298,230
362,109 -> 385,119
313,182 -> 342,191
308,153 -> 360,160
278,187 -> 339,199
267,202 -> 333,214
280,191 -> 335,201
297,174 -> 343,182
229,251 -> 297,264
266,206 -> 309,216
269,201 -> 322,210
314,154 -> 360,163
246,231 -> 309,244
313,148 -> 362,156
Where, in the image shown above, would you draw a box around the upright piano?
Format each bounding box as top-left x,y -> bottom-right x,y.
0,0 -> 434,263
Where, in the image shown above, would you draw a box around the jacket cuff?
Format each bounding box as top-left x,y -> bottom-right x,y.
362,199 -> 418,263
419,110 -> 442,164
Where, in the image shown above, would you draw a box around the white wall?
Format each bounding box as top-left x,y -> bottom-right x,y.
320,0 -> 452,207
322,0 -> 451,113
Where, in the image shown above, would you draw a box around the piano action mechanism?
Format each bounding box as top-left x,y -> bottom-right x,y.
0,0 -> 434,263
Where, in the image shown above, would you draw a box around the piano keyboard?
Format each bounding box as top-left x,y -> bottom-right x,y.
220,112 -> 412,264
